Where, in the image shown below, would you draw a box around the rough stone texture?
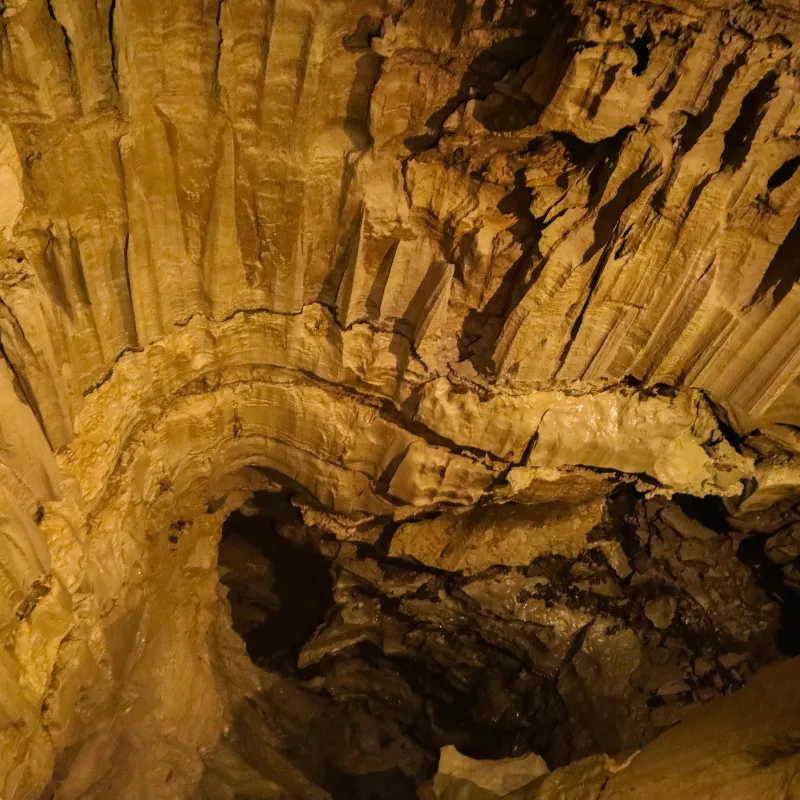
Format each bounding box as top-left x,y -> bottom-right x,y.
0,0 -> 797,797
421,658 -> 800,799
513,656 -> 800,799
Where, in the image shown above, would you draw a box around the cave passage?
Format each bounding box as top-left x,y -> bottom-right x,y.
216,489 -> 800,800
219,493 -> 335,675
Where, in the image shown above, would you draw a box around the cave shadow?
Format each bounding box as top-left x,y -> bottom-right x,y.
218,492 -> 334,675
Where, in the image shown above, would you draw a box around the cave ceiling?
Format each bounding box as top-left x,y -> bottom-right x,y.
1,0 -> 800,798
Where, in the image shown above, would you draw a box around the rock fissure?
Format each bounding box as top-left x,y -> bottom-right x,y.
2,1 -> 800,798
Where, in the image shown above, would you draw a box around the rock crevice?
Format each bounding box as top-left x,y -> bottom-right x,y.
0,0 -> 800,798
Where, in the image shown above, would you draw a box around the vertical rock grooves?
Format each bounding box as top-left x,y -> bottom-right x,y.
0,0 -> 796,799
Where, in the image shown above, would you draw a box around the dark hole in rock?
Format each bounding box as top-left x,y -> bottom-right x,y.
737,535 -> 800,657
217,491 -> 793,799
630,29 -> 654,76
767,155 -> 800,191
721,71 -> 778,170
673,493 -> 730,533
219,492 -> 334,675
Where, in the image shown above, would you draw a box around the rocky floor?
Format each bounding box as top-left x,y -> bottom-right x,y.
217,490 -> 800,800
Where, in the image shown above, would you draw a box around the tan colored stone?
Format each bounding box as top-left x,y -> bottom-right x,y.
644,597 -> 677,630
0,0 -> 798,796
434,745 -> 548,799
390,499 -> 607,573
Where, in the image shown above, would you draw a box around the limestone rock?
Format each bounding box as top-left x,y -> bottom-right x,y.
389,500 -> 607,572
434,745 -> 548,799
644,597 -> 677,630
0,0 -> 798,797
765,524 -> 800,565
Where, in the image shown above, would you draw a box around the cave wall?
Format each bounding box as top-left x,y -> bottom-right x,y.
432,655 -> 800,799
0,0 -> 799,797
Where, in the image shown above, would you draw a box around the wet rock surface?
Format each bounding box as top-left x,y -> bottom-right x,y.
4,0 -> 800,796
218,489 -> 797,798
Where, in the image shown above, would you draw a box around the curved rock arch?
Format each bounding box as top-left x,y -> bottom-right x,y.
1,0 -> 800,797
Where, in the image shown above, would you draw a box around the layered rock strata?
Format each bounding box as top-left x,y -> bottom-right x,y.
0,0 -> 798,797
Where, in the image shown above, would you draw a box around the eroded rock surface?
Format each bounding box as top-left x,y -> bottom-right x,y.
212,489 -> 786,798
0,0 -> 798,798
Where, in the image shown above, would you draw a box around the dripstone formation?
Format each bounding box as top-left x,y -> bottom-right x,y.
0,0 -> 799,798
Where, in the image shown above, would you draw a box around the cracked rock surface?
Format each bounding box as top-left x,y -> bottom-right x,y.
216,490 -> 786,798
0,0 -> 798,798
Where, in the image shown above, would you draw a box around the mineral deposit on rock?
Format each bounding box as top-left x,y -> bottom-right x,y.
0,0 -> 798,798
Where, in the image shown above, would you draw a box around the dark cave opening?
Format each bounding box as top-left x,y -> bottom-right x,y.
630,29 -> 654,76
738,534 -> 800,657
217,490 -> 798,799
672,493 -> 730,533
218,492 -> 334,675
217,492 -> 572,799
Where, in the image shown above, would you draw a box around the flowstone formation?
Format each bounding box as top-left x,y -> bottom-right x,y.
0,0 -> 799,798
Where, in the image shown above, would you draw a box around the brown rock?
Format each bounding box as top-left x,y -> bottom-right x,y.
644,597 -> 677,630
0,0 -> 799,796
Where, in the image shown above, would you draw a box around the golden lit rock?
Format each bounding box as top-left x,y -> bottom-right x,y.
0,0 -> 798,797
